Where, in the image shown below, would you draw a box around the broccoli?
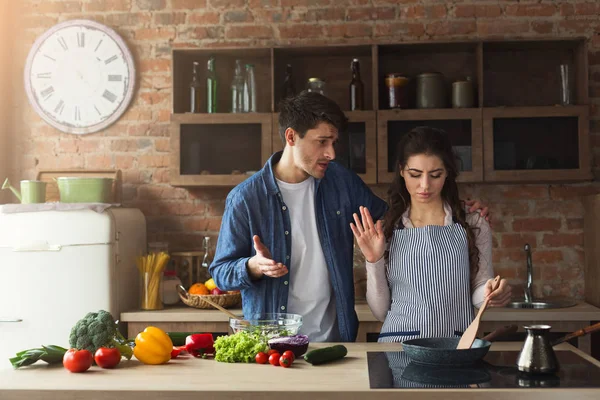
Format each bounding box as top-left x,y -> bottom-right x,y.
69,310 -> 133,360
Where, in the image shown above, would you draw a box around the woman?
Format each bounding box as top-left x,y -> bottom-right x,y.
350,126 -> 511,342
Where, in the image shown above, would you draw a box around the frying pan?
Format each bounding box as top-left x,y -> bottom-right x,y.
402,324 -> 518,366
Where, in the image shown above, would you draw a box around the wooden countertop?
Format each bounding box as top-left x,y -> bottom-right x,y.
120,301 -> 600,323
1,342 -> 598,400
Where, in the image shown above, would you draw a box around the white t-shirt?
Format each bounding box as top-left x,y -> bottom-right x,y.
276,176 -> 338,342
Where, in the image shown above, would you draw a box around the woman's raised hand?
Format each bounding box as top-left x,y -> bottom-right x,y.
350,206 -> 386,264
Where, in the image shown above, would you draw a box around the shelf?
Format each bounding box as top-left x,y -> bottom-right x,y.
273,44 -> 374,111
172,48 -> 272,114
483,39 -> 587,107
377,42 -> 479,110
378,108 -> 481,120
482,105 -> 587,118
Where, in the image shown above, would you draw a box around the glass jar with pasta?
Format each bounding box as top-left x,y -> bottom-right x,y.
137,252 -> 171,310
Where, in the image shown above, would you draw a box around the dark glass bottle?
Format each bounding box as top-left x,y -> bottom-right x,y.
349,58 -> 364,111
282,64 -> 296,100
190,61 -> 202,113
206,56 -> 217,113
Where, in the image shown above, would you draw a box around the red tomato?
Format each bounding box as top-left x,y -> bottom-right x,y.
268,353 -> 281,366
255,352 -> 268,364
63,349 -> 93,373
211,288 -> 226,295
94,347 -> 121,369
267,349 -> 279,356
279,354 -> 293,368
282,350 -> 295,362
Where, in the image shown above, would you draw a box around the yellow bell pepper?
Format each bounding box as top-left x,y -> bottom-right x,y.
134,326 -> 173,365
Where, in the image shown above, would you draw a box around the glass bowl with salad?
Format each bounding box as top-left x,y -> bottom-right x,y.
229,313 -> 302,337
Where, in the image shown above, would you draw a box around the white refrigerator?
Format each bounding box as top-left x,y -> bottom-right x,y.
0,208 -> 146,361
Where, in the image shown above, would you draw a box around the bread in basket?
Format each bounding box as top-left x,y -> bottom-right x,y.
177,284 -> 241,309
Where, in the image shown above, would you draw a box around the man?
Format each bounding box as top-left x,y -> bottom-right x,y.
210,92 -> 488,342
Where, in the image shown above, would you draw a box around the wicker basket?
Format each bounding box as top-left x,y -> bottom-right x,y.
177,285 -> 241,309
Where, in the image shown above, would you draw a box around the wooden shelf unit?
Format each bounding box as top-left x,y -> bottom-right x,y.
170,38 -> 590,187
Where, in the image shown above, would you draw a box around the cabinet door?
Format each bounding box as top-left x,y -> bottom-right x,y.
377,109 -> 483,184
0,247 -> 113,361
170,113 -> 272,187
483,106 -> 591,182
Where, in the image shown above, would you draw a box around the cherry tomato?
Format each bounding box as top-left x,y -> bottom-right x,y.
279,354 -> 293,368
63,349 -> 93,373
94,347 -> 121,369
267,349 -> 279,356
255,352 -> 268,364
282,350 -> 295,362
268,352 -> 281,366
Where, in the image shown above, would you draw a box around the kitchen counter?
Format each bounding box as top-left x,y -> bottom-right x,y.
121,301 -> 600,353
1,342 -> 599,400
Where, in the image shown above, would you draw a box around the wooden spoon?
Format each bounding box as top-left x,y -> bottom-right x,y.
456,275 -> 501,350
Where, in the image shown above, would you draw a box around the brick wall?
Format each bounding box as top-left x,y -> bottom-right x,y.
4,0 -> 600,299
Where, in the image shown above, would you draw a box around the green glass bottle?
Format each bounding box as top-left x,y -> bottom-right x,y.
206,56 -> 217,113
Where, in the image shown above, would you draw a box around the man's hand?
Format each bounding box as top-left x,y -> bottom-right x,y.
465,199 -> 491,226
247,235 -> 288,280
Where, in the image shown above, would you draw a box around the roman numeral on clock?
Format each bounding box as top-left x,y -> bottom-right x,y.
77,32 -> 85,48
108,75 -> 122,82
103,90 -> 117,103
37,72 -> 52,79
74,106 -> 81,121
104,55 -> 118,64
54,100 -> 65,115
58,36 -> 68,50
41,86 -> 54,100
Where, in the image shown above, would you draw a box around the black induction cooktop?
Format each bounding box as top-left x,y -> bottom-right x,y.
367,351 -> 600,389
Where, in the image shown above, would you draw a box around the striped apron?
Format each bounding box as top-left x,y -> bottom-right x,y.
378,220 -> 474,343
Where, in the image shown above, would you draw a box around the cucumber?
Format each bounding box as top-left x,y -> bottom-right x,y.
303,345 -> 348,365
166,332 -> 205,346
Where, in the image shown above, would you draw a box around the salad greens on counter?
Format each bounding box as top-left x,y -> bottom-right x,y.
214,331 -> 268,363
214,327 -> 291,363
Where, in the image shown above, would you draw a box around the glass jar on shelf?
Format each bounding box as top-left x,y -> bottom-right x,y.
162,270 -> 182,306
385,73 -> 409,109
307,77 -> 326,96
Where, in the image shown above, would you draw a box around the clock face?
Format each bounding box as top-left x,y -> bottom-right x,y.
24,20 -> 136,134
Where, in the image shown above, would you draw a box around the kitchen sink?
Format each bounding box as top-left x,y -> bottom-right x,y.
506,244 -> 578,310
506,298 -> 578,309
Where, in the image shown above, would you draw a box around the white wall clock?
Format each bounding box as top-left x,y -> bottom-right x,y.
24,19 -> 136,135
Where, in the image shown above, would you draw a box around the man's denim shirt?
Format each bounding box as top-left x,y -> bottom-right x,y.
209,152 -> 388,342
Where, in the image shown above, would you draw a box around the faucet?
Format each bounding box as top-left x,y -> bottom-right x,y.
524,244 -> 533,303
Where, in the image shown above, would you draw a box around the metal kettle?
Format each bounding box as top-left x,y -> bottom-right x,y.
516,325 -> 559,374
517,321 -> 600,375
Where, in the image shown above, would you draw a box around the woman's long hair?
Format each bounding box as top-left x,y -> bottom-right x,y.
383,126 -> 480,285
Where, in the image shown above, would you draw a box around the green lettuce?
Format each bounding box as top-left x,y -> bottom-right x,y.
214,331 -> 269,363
